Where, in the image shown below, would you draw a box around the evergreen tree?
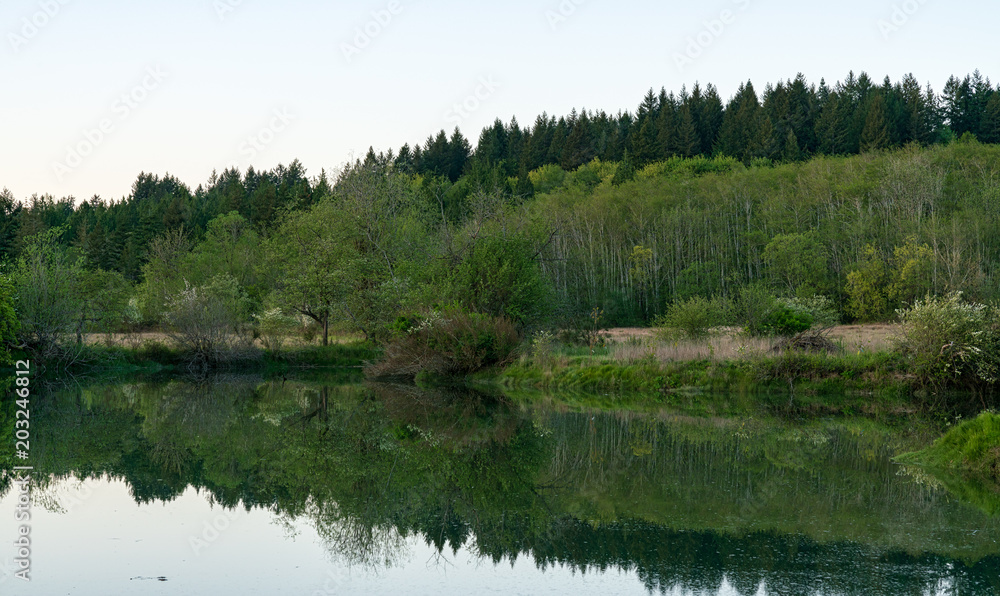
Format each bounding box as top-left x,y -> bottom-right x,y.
0,188 -> 22,263
525,114 -> 555,171
656,95 -> 678,159
674,103 -> 700,158
943,75 -> 974,135
697,84 -> 725,156
631,116 -> 663,166
448,128 -> 472,182
562,110 -> 596,169
546,117 -> 569,165
781,128 -> 801,161
715,82 -> 769,162
981,92 -> 1000,144
394,143 -> 415,174
860,93 -> 891,152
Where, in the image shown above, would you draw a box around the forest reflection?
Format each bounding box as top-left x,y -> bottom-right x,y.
2,375 -> 999,595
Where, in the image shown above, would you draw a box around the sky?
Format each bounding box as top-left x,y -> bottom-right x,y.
0,0 -> 996,203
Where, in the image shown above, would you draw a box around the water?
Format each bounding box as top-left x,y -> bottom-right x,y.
1,376 -> 998,595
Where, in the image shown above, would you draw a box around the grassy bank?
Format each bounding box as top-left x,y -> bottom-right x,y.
4,340 -> 382,377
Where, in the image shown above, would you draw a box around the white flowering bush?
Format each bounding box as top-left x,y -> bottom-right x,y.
895,293 -> 1000,385
255,307 -> 298,351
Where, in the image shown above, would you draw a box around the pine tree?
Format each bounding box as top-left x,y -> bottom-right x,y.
674,104 -> 700,158
980,92 -> 1000,144
698,84 -> 725,155
715,82 -> 768,162
561,111 -> 596,169
448,128 -> 472,182
781,128 -> 801,162
631,116 -> 662,166
860,93 -> 891,152
0,188 -> 22,263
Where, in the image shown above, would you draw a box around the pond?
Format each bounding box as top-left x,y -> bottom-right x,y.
1,376 -> 998,595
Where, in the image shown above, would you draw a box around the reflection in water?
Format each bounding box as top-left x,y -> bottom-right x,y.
1,375 -> 999,595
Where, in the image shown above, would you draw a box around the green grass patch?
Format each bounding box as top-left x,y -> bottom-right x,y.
896,412 -> 1000,477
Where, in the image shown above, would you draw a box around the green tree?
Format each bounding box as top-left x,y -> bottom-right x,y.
0,275 -> 19,365
0,188 -> 21,264
845,245 -> 892,321
763,232 -> 828,296
75,269 -> 130,346
451,235 -> 549,325
8,228 -> 82,358
860,93 -> 892,152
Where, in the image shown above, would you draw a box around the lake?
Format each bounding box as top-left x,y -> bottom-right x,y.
1,375 -> 998,595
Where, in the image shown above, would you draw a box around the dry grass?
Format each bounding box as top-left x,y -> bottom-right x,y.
608,324 -> 901,365
82,331 -> 364,349
611,334 -> 772,364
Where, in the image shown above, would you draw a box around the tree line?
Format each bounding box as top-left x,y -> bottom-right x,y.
389,70 -> 998,182
2,72 -> 1000,363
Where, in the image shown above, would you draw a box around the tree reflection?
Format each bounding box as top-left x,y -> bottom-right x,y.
6,375 -> 1000,594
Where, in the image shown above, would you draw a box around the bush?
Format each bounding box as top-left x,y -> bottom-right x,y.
654,296 -> 731,339
762,305 -> 814,336
894,293 -> 1000,386
778,295 -> 840,328
255,307 -> 299,351
734,284 -> 777,336
367,309 -> 520,378
165,275 -> 258,365
451,235 -> 550,325
0,276 -> 19,365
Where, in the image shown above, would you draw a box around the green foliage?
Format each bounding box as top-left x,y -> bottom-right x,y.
897,412 -> 1000,478
368,309 -> 520,378
894,293 -> 1000,386
76,268 -> 131,343
451,235 -> 550,325
777,295 -> 840,328
165,274 -> 257,364
653,296 -> 731,339
847,239 -> 935,322
528,164 -> 566,195
733,284 -> 777,336
8,227 -> 81,358
761,305 -> 814,337
763,231 -> 829,296
0,275 -> 19,364
845,245 -> 892,321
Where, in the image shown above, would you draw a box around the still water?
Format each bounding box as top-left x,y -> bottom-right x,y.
1,376 -> 998,595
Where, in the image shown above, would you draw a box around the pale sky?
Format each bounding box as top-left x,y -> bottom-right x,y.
1,0 -> 995,202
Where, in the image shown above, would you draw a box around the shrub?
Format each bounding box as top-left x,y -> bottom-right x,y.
654,296 -> 731,339
762,305 -> 814,336
451,235 -> 550,325
366,309 -> 520,379
255,307 -> 299,351
165,275 -> 258,365
778,295 -> 840,328
0,276 -> 19,365
894,293 -> 1000,386
734,284 -> 777,336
